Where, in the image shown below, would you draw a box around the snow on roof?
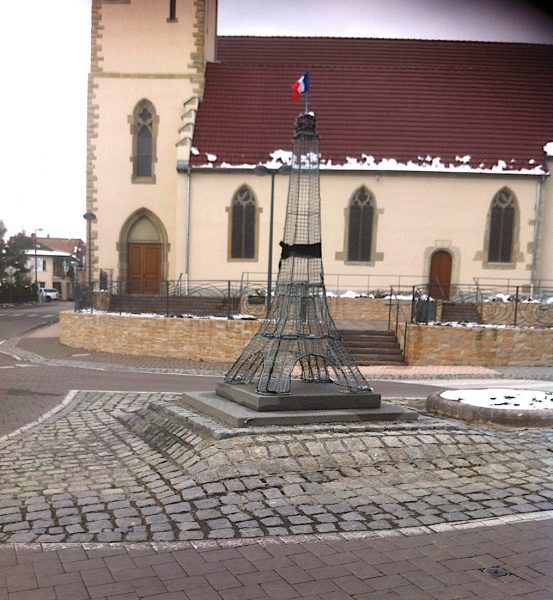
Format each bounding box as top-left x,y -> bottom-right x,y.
24,249 -> 73,258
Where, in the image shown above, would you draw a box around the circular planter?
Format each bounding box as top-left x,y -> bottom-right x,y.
426,390 -> 553,428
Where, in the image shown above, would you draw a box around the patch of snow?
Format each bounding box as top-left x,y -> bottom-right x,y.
544,142 -> 553,157
491,160 -> 507,172
337,290 -> 374,298
318,155 -> 546,175
268,149 -> 293,167
79,310 -> 256,320
432,321 -> 514,329
441,388 -> 553,411
486,293 -> 512,302
206,153 -> 217,162
195,151 -> 547,175
190,146 -> 199,155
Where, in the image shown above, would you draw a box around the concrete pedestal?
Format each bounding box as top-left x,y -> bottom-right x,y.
177,381 -> 417,428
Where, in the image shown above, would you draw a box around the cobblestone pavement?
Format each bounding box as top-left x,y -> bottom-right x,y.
1,390 -> 552,545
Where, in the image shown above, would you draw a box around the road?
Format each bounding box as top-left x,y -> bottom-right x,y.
0,304 -> 447,437
0,301 -> 66,338
0,303 -> 224,436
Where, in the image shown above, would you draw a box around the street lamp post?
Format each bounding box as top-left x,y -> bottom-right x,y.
83,211 -> 96,290
32,228 -> 43,303
253,163 -> 291,317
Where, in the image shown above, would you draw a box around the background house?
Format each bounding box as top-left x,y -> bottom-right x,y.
25,237 -> 85,300
87,0 -> 553,299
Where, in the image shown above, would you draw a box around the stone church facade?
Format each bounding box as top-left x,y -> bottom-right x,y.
87,0 -> 553,297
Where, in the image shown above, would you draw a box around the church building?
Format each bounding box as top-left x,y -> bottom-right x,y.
87,0 -> 553,298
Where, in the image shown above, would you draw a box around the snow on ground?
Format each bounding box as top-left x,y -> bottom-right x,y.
441,388 -> 553,410
80,310 -> 256,320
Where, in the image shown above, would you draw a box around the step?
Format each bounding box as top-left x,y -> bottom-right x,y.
353,358 -> 406,366
344,341 -> 400,349
340,330 -> 396,337
338,328 -> 406,366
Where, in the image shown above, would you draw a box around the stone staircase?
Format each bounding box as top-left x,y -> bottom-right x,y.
440,302 -> 482,323
338,329 -> 405,366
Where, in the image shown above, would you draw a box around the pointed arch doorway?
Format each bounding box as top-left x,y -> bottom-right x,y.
429,250 -> 452,300
119,209 -> 168,294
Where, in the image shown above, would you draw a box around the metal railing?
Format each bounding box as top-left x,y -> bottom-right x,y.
74,279 -> 269,319
386,287 -> 410,359
410,283 -> 553,328
74,277 -> 553,328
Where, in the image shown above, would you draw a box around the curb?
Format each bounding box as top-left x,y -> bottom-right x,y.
426,391 -> 553,428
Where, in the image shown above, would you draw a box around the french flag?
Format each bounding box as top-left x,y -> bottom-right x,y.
291,72 -> 310,101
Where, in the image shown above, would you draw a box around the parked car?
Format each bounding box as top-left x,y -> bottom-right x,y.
39,288 -> 60,302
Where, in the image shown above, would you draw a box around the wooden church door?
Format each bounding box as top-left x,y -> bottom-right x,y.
127,243 -> 162,294
429,250 -> 452,300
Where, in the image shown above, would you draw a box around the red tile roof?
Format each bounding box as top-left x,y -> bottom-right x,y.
37,237 -> 84,256
191,37 -> 553,173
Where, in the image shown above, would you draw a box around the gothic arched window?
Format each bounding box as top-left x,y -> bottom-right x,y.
347,187 -> 375,262
230,186 -> 256,259
488,188 -> 516,263
131,100 -> 158,182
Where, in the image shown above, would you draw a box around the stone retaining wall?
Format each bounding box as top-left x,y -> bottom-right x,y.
59,312 -> 258,362
403,323 -> 553,366
326,297 -> 415,321
60,311 -> 553,366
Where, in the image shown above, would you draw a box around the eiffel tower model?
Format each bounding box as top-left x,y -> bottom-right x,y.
223,113 -> 379,404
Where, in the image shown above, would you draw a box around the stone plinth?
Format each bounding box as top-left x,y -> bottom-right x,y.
216,382 -> 381,411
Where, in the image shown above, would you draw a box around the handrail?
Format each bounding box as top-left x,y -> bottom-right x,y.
387,287 -> 410,360
473,277 -> 483,313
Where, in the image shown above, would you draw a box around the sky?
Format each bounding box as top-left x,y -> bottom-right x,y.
1,0 -> 552,241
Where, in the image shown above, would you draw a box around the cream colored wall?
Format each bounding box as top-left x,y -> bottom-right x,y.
90,0 -> 216,283
93,78 -> 191,278
187,171 -> 288,284
34,256 -> 54,288
99,1 -> 198,74
204,0 -> 218,63
186,170 -> 539,289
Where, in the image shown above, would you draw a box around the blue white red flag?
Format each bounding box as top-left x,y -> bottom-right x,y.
291,72 -> 310,101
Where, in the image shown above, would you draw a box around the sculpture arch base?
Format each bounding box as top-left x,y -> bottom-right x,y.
216,381 -> 381,412
178,385 -> 417,429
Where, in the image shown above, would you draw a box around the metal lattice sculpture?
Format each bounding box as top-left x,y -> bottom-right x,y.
225,113 -> 372,394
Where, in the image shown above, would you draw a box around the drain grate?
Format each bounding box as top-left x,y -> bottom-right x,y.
484,567 -> 510,578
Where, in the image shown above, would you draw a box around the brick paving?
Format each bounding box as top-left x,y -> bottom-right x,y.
1,515 -> 552,599
0,324 -> 552,598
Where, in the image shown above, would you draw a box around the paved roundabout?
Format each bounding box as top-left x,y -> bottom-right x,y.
1,389 -> 552,544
